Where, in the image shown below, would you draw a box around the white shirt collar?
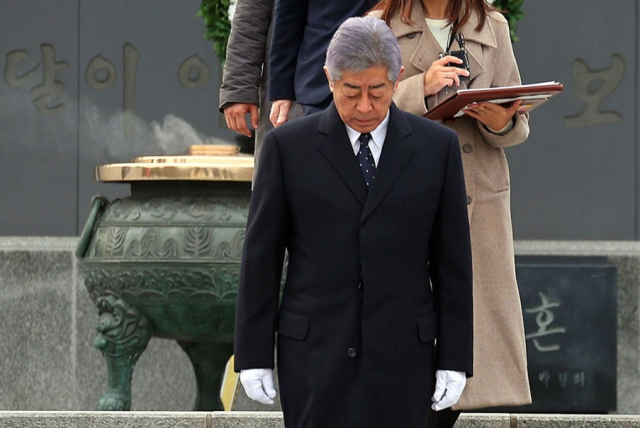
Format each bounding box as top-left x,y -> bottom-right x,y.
345,110 -> 390,165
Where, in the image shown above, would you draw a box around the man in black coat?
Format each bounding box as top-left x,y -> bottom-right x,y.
235,16 -> 473,428
267,0 -> 378,125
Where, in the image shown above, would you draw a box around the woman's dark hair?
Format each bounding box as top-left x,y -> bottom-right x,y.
369,0 -> 494,33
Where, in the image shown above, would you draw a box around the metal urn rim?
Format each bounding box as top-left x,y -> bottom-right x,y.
95,146 -> 254,183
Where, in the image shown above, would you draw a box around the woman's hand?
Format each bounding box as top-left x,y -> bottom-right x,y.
423,55 -> 470,96
463,99 -> 522,132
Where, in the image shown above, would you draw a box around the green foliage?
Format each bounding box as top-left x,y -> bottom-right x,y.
492,0 -> 524,43
197,0 -> 231,62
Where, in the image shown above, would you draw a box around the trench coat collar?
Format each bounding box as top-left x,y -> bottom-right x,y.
390,0 -> 498,80
317,102 -> 415,217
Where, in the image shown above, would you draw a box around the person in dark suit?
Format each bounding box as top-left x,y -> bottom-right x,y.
267,0 -> 377,126
219,0 -> 302,180
234,16 -> 473,428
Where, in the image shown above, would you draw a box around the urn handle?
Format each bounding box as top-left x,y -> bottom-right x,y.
76,195 -> 110,258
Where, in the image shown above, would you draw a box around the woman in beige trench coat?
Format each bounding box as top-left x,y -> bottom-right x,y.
369,0 -> 531,426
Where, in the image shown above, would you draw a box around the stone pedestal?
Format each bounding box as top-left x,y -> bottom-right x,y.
1,238 -> 640,413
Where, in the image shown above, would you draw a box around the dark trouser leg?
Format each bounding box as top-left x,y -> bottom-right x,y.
426,407 -> 462,428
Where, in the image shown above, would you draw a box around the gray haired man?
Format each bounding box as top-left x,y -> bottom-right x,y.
234,16 -> 474,428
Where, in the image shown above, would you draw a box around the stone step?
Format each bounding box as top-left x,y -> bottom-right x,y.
0,412 -> 639,428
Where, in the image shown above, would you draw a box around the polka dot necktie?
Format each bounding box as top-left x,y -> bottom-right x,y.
357,133 -> 376,188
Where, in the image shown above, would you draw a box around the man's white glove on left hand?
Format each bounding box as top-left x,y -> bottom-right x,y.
431,370 -> 467,411
239,368 -> 277,405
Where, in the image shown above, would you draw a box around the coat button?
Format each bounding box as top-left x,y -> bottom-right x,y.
347,348 -> 357,358
358,283 -> 363,291
462,144 -> 473,153
467,196 -> 472,205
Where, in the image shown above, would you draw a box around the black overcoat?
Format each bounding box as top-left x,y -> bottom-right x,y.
235,103 -> 473,428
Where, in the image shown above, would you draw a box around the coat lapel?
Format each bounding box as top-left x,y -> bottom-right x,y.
391,1 -> 442,74
317,103 -> 368,206
361,104 -> 415,223
457,7 -> 497,82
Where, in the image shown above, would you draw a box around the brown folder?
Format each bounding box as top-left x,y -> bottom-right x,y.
424,81 -> 564,122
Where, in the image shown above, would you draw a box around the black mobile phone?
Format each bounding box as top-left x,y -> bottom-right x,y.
447,50 -> 470,83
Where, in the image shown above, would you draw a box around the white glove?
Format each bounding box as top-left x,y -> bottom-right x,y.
431,370 -> 467,411
239,368 -> 277,405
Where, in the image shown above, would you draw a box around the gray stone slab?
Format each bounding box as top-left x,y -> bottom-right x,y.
4,238 -> 640,414
0,237 -> 199,411
515,241 -> 640,256
129,339 -> 197,411
4,412 -> 640,428
457,413 -> 511,428
515,241 -> 640,414
211,412 -> 284,428
0,250 -> 75,410
609,256 -> 640,414
0,412 -> 207,428
0,237 -> 78,251
517,414 -> 640,428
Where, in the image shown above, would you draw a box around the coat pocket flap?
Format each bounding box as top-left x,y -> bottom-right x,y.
277,310 -> 310,340
417,316 -> 437,342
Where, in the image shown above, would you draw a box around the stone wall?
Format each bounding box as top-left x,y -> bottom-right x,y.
0,237 -> 194,410
515,241 -> 640,414
0,238 -> 637,413
1,1 -> 638,241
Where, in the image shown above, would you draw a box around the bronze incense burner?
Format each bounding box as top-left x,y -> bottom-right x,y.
76,146 -> 252,411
